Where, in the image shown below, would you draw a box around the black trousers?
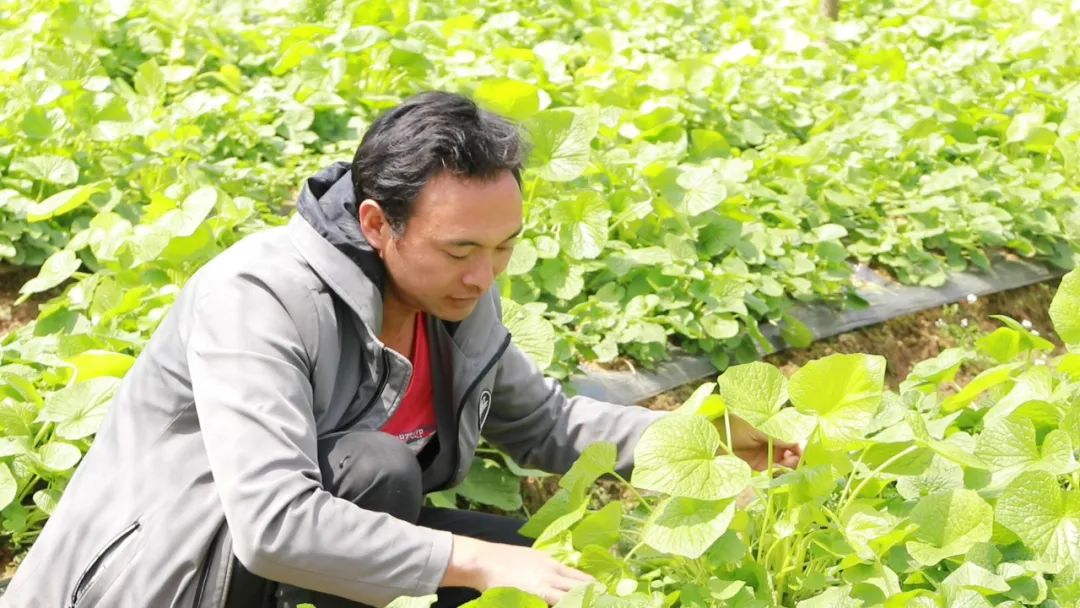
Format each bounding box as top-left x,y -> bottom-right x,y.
224,431 -> 532,608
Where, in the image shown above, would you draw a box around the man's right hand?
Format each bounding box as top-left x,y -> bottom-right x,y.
441,535 -> 595,605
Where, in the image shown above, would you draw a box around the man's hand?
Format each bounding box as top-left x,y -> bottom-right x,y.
442,535 -> 594,605
715,414 -> 802,471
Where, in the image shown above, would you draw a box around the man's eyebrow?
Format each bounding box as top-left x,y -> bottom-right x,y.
443,225 -> 524,248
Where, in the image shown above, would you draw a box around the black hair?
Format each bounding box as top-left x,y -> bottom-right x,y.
351,91 -> 525,233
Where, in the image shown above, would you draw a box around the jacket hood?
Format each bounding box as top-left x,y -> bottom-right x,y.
296,161 -> 385,290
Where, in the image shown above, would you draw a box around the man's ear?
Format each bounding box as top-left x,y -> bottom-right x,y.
358,199 -> 392,252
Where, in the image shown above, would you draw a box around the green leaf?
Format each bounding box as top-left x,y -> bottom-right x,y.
502,299 -> 556,370
36,377 -> 120,440
676,166 -> 727,216
475,78 -> 541,121
975,417 -> 1077,487
65,350 -> 135,381
520,489 -> 583,538
528,108 -> 598,182
552,191 -> 610,260
134,59 -> 166,98
976,329 -> 1021,364
700,314 -> 739,340
673,382 -> 723,417
462,588 -> 546,608
941,562 -> 1011,595
941,364 -> 1018,413
87,211 -> 134,262
455,458 -> 523,511
906,489 -> 994,566
632,414 -> 751,500
789,354 -> 886,449
572,502 -> 622,550
37,441 -> 82,472
19,250 -> 81,296
758,407 -> 819,445
996,471 -> 1080,569
796,587 -> 863,608
506,240 -> 538,275
716,362 -> 788,427
1050,270 -> 1080,348
11,155 -> 79,185
0,463 -> 16,511
1006,107 -> 1045,143
160,186 -> 218,238
559,442 -> 616,498
642,497 -> 735,558
26,181 -> 106,222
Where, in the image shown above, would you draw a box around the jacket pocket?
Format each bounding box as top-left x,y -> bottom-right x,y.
69,521 -> 141,608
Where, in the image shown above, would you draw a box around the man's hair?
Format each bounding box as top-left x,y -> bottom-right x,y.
351,91 -> 525,233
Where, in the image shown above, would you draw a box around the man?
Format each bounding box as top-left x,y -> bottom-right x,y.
3,92 -> 798,608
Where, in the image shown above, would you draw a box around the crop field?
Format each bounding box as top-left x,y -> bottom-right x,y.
1,0 -> 1079,604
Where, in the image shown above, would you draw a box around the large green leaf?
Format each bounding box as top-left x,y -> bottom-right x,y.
11,155 -> 78,185
906,489 -> 994,566
975,417 -> 1077,487
36,377 -> 120,440
475,78 -> 541,121
716,362 -> 788,427
462,588 -> 546,608
454,458 -> 523,511
559,442 -> 616,498
632,414 -> 751,500
789,354 -> 886,449
502,299 -> 556,370
26,181 -> 106,222
996,471 -> 1080,570
642,497 -> 735,558
551,191 -> 610,260
528,108 -> 598,182
0,463 -> 17,511
1050,270 -> 1080,348
19,249 -> 81,296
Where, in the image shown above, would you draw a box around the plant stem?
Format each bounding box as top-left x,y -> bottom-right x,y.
755,440 -> 776,562
839,445 -> 918,514
611,471 -> 653,514
723,410 -> 734,454
623,540 -> 647,564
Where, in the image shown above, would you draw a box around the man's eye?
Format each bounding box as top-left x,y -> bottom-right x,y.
446,251 -> 468,260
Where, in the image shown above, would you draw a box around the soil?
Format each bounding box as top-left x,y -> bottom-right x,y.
762,279 -> 1063,388
0,266 -> 46,337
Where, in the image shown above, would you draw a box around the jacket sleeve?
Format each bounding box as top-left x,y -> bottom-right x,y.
186,272 -> 451,607
480,310 -> 667,477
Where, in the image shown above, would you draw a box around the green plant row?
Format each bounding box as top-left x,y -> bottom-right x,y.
1,0 -> 1079,555
2,0 -> 1079,374
392,270 -> 1080,607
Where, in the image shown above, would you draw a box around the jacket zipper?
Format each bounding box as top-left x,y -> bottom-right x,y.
450,334 -> 512,483
338,349 -> 390,431
190,520 -> 227,608
69,521 -> 141,608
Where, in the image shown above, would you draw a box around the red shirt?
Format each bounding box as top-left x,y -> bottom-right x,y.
380,313 -> 437,449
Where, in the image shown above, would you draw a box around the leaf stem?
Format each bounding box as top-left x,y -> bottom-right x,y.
755,439 -> 776,563
611,471 -> 653,514
840,445 -> 918,514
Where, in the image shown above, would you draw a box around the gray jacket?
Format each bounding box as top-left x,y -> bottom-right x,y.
1,163 -> 664,608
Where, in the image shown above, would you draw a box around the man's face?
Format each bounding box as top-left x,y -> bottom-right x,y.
376,171 -> 523,321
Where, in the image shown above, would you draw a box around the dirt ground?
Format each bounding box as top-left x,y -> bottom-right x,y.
0,266 -> 45,337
